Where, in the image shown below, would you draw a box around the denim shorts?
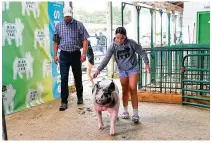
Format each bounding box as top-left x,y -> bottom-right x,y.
119,65 -> 139,78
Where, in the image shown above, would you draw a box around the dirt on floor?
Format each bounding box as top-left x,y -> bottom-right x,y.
5,80 -> 210,140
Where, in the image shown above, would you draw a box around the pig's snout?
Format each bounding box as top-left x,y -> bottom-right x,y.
96,96 -> 104,103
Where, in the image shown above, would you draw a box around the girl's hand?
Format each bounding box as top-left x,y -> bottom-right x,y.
93,71 -> 100,78
145,64 -> 151,73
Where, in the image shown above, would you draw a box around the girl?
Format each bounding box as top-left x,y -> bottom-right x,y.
86,40 -> 95,86
93,27 -> 150,123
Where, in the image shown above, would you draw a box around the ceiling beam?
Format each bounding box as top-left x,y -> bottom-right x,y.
136,1 -> 184,13
174,2 -> 183,6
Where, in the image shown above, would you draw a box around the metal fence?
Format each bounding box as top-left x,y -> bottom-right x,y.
138,44 -> 210,96
181,53 -> 210,108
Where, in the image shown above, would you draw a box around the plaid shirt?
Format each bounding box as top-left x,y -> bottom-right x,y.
53,19 -> 89,52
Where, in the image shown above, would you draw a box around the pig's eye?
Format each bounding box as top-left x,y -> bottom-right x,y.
96,89 -> 99,93
96,87 -> 102,93
104,93 -> 108,97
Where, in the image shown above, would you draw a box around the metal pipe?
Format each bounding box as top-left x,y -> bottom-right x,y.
136,6 -> 142,89
150,8 -> 155,83
183,95 -> 210,101
159,9 -> 163,93
121,2 -> 126,26
183,102 -> 210,108
182,88 -> 210,93
2,86 -> 8,140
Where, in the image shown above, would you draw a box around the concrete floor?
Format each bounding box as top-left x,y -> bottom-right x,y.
5,79 -> 210,140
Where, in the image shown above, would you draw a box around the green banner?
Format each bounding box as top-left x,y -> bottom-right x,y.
2,2 -> 64,115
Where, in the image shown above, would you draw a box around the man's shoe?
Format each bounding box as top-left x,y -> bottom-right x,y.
59,103 -> 68,111
77,98 -> 83,104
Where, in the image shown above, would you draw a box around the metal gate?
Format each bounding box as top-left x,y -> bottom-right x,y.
138,44 -> 210,94
181,53 -> 210,108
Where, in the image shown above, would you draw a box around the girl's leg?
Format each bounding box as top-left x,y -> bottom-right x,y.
87,61 -> 94,86
128,73 -> 139,109
128,73 -> 140,123
120,76 -> 130,119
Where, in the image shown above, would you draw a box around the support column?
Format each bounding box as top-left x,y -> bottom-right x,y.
174,15 -> 177,44
150,9 -> 154,48
135,6 -> 141,88
69,1 -> 72,8
106,1 -> 114,78
172,10 -> 176,45
167,12 -> 171,46
179,14 -> 183,43
131,5 -> 138,41
159,10 -> 163,46
150,9 -> 156,82
121,2 -> 125,26
153,7 -> 157,46
167,12 -> 172,75
159,9 -> 163,92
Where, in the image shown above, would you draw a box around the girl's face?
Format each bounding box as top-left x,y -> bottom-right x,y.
115,33 -> 126,45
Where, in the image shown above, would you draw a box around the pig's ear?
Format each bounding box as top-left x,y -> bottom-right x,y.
2,85 -> 7,92
92,82 -> 100,94
108,81 -> 115,92
92,84 -> 97,94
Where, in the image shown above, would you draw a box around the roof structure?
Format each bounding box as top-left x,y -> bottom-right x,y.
133,1 -> 184,13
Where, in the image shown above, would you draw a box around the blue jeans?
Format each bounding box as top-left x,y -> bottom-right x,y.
119,65 -> 139,78
59,50 -> 83,104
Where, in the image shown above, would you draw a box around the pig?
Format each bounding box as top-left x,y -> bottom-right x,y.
92,80 -> 120,136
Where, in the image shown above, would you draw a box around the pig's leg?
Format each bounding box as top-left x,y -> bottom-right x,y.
97,111 -> 104,129
117,101 -> 120,121
110,111 -> 118,136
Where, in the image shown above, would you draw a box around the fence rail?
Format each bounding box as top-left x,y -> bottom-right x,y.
181,53 -> 210,108
138,44 -> 210,96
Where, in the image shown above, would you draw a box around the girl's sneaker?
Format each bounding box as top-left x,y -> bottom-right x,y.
120,111 -> 130,119
132,115 -> 140,124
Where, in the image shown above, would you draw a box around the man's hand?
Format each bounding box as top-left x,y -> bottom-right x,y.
145,64 -> 151,73
93,71 -> 100,78
54,55 -> 59,64
81,54 -> 86,63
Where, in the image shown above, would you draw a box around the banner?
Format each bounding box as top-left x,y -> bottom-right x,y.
48,2 -> 64,99
2,1 -> 64,115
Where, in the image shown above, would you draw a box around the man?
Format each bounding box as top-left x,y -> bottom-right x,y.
53,6 -> 89,111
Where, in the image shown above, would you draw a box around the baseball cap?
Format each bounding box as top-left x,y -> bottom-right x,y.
63,7 -> 73,17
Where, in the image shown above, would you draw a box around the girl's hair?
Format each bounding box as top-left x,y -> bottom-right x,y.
115,27 -> 127,36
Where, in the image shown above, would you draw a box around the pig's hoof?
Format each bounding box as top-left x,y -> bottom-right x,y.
110,128 -> 115,136
110,131 -> 115,136
98,124 -> 104,130
99,126 -> 104,130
